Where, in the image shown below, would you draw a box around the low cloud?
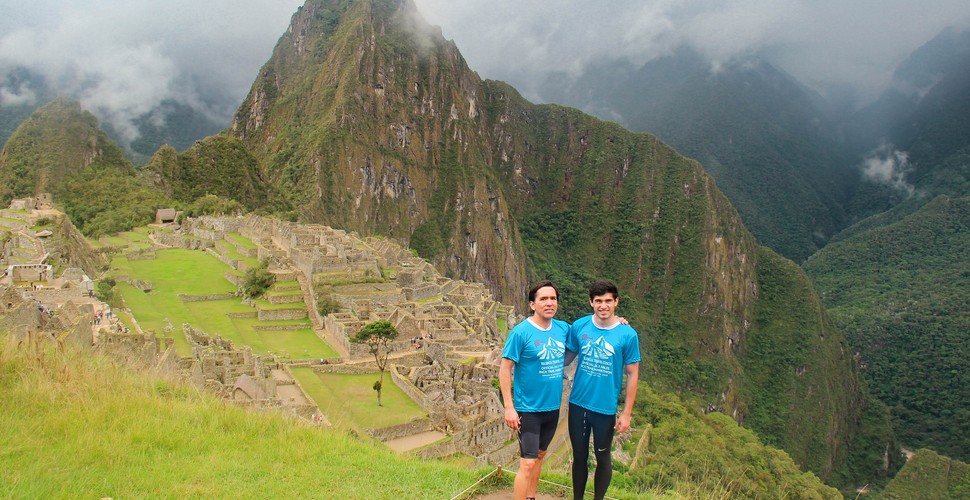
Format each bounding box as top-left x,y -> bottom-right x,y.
0,0 -> 303,147
412,0 -> 970,105
861,144 -> 914,195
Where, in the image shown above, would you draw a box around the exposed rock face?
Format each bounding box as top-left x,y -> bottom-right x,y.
232,0 -> 528,303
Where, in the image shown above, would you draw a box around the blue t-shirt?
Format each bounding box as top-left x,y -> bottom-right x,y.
502,317 -> 569,412
567,315 -> 641,415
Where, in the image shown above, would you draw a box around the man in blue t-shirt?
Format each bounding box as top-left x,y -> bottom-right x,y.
565,279 -> 640,500
500,280 -> 568,500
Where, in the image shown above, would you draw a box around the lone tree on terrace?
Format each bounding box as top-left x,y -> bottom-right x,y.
350,320 -> 399,406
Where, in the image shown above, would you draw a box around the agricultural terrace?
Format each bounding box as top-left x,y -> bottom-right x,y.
108,243 -> 336,359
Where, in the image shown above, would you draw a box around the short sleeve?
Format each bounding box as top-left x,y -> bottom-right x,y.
502,326 -> 523,363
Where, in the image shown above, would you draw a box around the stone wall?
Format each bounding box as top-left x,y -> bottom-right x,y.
368,418 -> 433,441
179,293 -> 237,302
154,231 -> 213,250
32,287 -> 89,304
257,307 -> 307,321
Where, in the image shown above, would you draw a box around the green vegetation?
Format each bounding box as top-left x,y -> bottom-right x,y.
804,195 -> 970,461
94,277 -> 117,304
178,194 -> 243,219
880,449 -> 970,499
109,248 -> 335,359
55,163 -> 171,237
146,136 -> 274,211
350,320 -> 400,406
290,368 -> 425,431
617,385 -> 841,498
0,98 -> 172,237
316,291 -> 341,316
241,258 -> 275,299
0,337 -> 489,498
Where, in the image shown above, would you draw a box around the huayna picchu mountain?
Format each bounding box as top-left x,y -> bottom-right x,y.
0,98 -> 169,237
187,0 -> 899,487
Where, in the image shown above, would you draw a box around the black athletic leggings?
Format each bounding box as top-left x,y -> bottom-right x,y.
568,403 -> 615,500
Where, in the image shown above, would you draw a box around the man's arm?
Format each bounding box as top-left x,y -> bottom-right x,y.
499,358 -> 520,430
615,362 -> 639,432
564,349 -> 577,366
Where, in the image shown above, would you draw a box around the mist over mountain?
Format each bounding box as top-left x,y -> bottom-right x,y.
805,28 -> 970,462
0,0 -> 302,159
539,47 -> 857,262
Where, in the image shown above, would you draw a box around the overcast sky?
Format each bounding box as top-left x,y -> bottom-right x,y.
412,0 -> 970,104
2,0 -> 969,143
0,0 -> 302,142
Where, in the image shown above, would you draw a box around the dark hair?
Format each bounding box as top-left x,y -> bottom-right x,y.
528,280 -> 559,302
588,279 -> 618,300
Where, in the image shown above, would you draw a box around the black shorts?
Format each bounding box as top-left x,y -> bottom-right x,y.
518,409 -> 560,459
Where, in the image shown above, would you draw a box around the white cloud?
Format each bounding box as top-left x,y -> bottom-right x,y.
861,144 -> 914,195
0,0 -> 303,145
412,0 -> 970,103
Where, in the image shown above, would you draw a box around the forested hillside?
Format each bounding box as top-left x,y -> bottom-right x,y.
804,196 -> 970,461
805,29 -> 970,462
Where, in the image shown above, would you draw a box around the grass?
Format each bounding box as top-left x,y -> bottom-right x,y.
215,239 -> 260,268
111,249 -> 335,358
0,337 -> 498,498
226,232 -> 257,249
290,367 -> 427,431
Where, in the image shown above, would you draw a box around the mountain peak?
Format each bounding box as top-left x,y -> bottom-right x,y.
0,97 -> 130,203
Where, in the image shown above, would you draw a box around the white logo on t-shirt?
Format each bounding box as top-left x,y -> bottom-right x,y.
538,337 -> 565,360
581,336 -> 615,360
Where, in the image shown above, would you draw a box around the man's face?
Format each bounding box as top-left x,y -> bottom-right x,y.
530,286 -> 558,320
590,293 -> 618,321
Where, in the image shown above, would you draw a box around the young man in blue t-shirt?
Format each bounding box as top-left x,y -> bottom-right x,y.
500,280 -> 568,500
565,279 -> 640,500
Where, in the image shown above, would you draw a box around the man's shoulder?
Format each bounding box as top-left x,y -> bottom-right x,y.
551,318 -> 570,332
570,315 -> 594,330
509,318 -> 536,334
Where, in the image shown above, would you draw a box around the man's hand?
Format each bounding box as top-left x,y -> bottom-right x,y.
615,413 -> 632,433
505,406 -> 521,430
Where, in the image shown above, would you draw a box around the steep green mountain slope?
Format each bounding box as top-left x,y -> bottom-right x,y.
226,0 -> 892,486
538,47 -> 856,263
0,98 -> 170,236
146,136 -> 274,212
804,196 -> 970,461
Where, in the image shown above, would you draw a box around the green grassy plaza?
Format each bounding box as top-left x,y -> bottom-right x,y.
110,247 -> 336,359
290,367 -> 427,431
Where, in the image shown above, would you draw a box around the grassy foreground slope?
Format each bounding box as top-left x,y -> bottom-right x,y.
0,331 -> 843,499
0,338 -> 484,498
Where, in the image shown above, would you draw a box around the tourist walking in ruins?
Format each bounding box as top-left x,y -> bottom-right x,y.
499,280 -> 568,500
565,279 -> 640,500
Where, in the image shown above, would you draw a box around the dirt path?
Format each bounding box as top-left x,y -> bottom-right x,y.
472,491 -> 565,499
384,430 -> 447,452
276,383 -> 311,405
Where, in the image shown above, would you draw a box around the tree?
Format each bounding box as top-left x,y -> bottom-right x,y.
350,320 -> 399,406
241,259 -> 274,299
